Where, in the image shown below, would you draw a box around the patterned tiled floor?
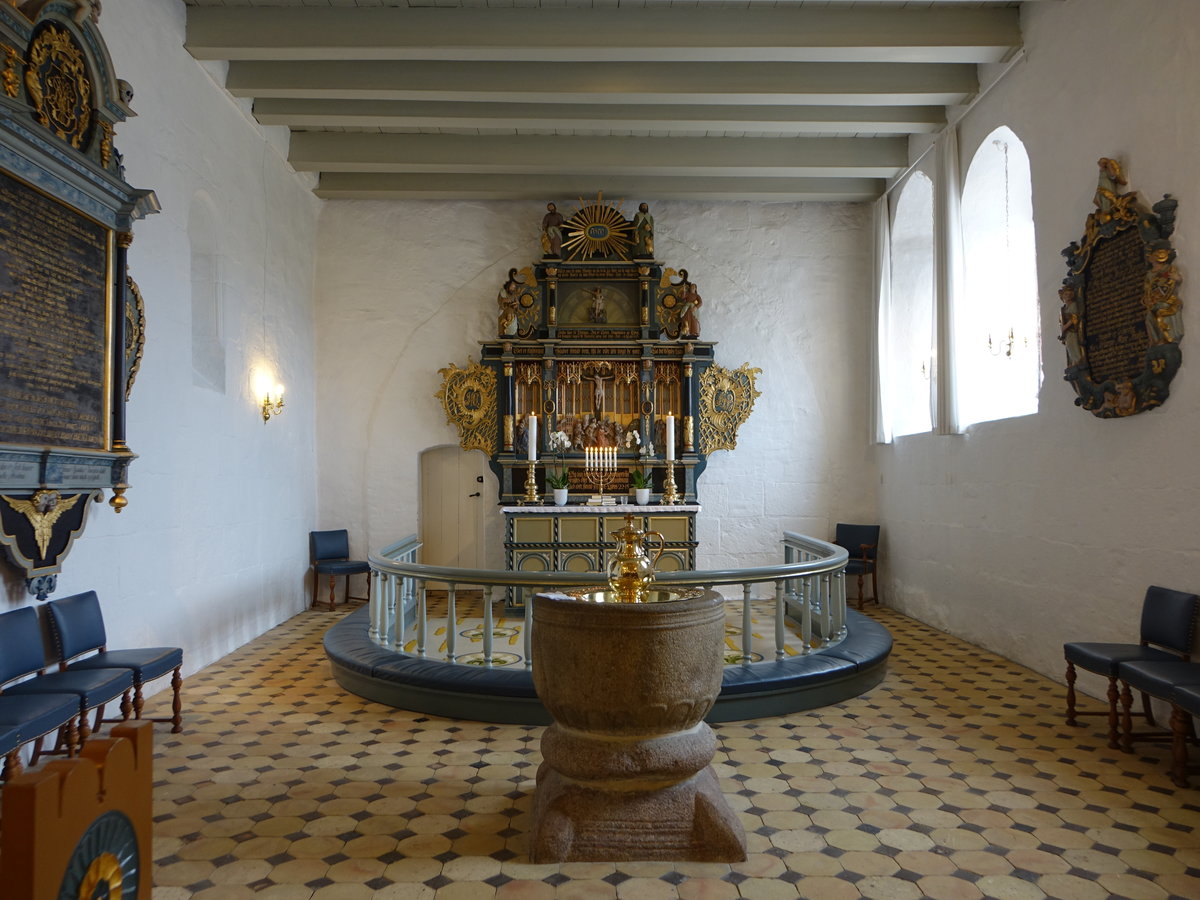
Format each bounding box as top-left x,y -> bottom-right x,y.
51,605 -> 1200,897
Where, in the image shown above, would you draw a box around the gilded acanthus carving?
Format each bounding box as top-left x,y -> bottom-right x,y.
24,23 -> 92,149
436,361 -> 499,454
699,363 -> 761,452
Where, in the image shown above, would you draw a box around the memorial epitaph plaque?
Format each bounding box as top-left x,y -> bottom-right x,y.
0,170 -> 109,449
1060,158 -> 1182,417
0,3 -> 157,596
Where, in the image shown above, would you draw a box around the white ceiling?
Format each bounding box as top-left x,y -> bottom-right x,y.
182,0 -> 1040,201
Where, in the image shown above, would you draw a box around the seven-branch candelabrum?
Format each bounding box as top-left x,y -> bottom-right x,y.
585,446 -> 617,503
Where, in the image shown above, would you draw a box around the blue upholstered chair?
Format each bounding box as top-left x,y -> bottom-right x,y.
834,524 -> 880,610
0,606 -> 123,766
0,694 -> 79,779
311,529 -> 371,612
1064,585 -> 1199,750
44,591 -> 184,734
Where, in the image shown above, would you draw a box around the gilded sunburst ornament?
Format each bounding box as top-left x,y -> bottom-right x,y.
562,193 -> 634,261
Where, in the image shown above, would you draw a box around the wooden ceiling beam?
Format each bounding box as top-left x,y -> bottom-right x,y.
254,99 -> 945,135
187,6 -> 1020,64
314,172 -> 885,202
227,60 -> 978,106
288,132 -> 908,178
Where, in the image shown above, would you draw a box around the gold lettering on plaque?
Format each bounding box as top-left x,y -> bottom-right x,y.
1082,227 -> 1148,384
0,171 -> 109,448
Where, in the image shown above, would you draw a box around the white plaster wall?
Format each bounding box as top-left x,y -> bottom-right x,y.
315,201 -> 876,571
878,0 -> 1200,685
0,0 -> 322,677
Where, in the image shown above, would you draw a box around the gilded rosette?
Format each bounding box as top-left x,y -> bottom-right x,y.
436,362 -> 499,454
699,363 -> 762,452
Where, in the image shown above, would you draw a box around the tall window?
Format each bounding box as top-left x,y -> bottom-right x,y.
190,193 -> 225,392
886,172 -> 935,438
955,127 -> 1040,426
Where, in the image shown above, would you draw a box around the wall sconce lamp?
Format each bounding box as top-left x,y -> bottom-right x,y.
261,385 -> 285,423
253,370 -> 285,423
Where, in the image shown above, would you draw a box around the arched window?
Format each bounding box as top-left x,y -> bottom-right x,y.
189,192 -> 225,392
955,127 -> 1040,426
886,171 -> 935,438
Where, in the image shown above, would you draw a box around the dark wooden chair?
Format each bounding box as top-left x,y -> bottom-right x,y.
1063,585 -> 1199,749
1170,683 -> 1200,787
311,529 -> 371,612
43,591 -> 184,734
833,524 -> 880,610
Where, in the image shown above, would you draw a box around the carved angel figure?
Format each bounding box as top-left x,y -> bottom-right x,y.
3,489 -> 82,560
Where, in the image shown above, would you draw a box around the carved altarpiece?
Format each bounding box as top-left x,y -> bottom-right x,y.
0,1 -> 158,597
438,195 -> 761,506
1059,158 -> 1182,418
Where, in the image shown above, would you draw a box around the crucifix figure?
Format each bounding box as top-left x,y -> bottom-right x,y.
589,372 -> 613,417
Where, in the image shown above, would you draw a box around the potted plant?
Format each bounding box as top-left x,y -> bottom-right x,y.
630,468 -> 653,505
546,430 -> 572,505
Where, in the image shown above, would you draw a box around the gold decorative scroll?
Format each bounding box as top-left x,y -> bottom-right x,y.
699,363 -> 762,452
436,361 -> 498,454
2,44 -> 19,98
124,276 -> 145,401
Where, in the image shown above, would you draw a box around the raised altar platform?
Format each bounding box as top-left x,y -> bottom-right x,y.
325,604 -> 892,725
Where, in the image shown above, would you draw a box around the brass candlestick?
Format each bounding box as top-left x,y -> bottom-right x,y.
662,460 -> 680,505
522,460 -> 540,504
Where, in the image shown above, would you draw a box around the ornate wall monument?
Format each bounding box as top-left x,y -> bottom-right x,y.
0,1 -> 157,597
1059,158 -> 1182,417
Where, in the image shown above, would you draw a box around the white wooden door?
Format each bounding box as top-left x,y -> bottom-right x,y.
420,446 -> 487,569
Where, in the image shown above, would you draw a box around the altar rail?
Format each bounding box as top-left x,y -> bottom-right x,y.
366,531 -> 849,669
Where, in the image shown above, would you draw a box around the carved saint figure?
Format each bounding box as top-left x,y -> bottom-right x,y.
633,203 -> 654,258
1058,283 -> 1083,367
1094,157 -> 1128,218
497,269 -> 520,336
679,281 -> 702,339
541,202 -> 564,257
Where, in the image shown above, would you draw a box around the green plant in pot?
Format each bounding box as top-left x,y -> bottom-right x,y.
546,430 -> 572,503
630,468 -> 653,504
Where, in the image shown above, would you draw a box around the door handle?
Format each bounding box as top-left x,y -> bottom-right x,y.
469,491 -> 481,498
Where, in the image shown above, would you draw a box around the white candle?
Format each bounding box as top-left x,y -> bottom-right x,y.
527,414 -> 537,462
666,416 -> 675,461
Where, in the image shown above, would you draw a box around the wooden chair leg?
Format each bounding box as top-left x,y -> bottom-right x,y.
170,666 -> 183,734
311,567 -> 319,608
120,689 -> 132,721
1120,680 -> 1135,753
1106,676 -> 1122,749
29,734 -> 45,766
2,749 -> 20,781
1065,660 -> 1079,726
1140,691 -> 1156,726
133,681 -> 145,719
855,573 -> 865,611
870,566 -> 879,606
328,574 -> 337,611
1170,704 -> 1191,788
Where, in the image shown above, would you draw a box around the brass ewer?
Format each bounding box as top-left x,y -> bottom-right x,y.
606,514 -> 665,603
